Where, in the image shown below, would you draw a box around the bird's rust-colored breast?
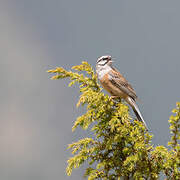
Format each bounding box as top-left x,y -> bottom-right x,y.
100,73 -> 127,98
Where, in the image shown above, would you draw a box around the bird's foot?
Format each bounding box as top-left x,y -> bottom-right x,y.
110,96 -> 120,101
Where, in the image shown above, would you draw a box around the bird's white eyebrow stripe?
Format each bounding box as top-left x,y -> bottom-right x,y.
98,60 -> 109,66
97,55 -> 110,63
97,57 -> 106,63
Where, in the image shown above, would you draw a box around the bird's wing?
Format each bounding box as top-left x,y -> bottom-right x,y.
108,68 -> 137,100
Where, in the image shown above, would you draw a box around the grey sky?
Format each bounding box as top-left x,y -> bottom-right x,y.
0,0 -> 180,179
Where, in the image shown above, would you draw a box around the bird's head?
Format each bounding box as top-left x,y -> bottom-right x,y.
96,55 -> 113,67
96,55 -> 112,66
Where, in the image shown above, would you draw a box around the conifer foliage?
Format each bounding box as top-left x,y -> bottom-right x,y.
48,62 -> 180,179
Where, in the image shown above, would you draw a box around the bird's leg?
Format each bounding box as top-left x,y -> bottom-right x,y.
110,96 -> 120,101
110,96 -> 118,100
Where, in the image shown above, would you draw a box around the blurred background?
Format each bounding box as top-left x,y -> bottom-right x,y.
0,0 -> 180,179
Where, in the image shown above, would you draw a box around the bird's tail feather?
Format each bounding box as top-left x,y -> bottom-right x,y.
127,97 -> 148,130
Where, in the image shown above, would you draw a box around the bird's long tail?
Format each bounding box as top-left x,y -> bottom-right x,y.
127,97 -> 148,130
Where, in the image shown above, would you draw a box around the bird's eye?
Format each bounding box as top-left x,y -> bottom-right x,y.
103,57 -> 108,60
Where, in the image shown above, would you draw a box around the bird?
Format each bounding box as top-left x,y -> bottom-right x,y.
96,55 -> 148,130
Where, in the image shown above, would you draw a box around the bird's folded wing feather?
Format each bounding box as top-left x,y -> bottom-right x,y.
108,68 -> 137,100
